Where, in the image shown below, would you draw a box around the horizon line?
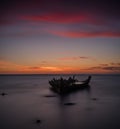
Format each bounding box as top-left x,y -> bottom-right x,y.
0,73 -> 120,76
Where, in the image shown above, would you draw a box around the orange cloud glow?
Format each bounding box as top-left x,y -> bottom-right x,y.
0,60 -> 120,74
41,66 -> 62,71
0,60 -> 73,74
87,62 -> 120,73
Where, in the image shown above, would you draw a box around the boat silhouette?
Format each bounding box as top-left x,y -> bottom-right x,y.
49,76 -> 91,94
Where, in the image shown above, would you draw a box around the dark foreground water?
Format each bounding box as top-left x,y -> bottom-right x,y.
0,74 -> 120,129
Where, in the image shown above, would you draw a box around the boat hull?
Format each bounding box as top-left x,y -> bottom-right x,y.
50,83 -> 90,94
49,76 -> 91,94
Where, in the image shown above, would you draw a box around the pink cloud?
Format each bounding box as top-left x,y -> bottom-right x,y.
49,30 -> 120,38
20,12 -> 98,24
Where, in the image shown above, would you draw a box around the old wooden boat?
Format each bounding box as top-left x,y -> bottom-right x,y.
49,76 -> 91,94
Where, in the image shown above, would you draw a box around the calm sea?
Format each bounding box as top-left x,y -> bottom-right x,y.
0,74 -> 120,129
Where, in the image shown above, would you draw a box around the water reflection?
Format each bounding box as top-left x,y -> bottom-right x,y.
45,86 -> 92,129
57,85 -> 91,106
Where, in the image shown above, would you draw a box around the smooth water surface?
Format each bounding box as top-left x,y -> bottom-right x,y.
0,74 -> 120,129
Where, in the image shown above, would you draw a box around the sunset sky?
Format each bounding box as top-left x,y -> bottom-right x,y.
0,0 -> 120,74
